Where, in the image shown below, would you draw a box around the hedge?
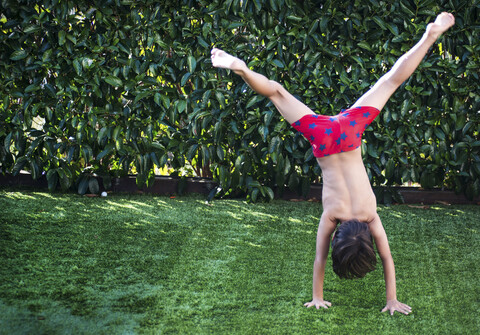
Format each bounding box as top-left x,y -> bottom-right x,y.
1,0 -> 479,201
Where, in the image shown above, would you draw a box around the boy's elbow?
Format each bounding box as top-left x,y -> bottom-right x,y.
314,257 -> 327,266
380,252 -> 394,264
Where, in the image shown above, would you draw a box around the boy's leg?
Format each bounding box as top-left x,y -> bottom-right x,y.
351,12 -> 455,111
211,48 -> 315,124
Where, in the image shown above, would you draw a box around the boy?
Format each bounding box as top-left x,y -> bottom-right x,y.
211,12 -> 454,315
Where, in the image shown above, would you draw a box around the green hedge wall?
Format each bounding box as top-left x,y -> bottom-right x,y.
1,0 -> 479,201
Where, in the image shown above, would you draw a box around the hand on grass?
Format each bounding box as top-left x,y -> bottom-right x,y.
381,300 -> 412,315
304,298 -> 332,310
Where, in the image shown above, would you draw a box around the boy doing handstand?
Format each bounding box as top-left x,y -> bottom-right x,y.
211,12 -> 455,315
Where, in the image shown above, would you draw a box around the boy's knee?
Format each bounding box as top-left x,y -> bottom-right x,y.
269,80 -> 285,98
384,69 -> 406,88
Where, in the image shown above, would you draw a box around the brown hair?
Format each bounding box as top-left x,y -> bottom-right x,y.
331,219 -> 377,279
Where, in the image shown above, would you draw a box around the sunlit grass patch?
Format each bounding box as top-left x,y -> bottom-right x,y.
0,191 -> 479,334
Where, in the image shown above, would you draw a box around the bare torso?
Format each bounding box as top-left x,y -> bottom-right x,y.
317,148 -> 377,223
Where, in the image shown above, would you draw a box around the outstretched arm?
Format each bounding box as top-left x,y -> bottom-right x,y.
351,12 -> 455,111
369,214 -> 412,315
304,213 -> 336,309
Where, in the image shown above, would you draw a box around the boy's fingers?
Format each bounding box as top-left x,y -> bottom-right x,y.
304,301 -> 331,309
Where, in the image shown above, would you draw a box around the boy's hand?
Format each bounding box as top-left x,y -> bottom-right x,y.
304,298 -> 332,309
381,300 -> 412,315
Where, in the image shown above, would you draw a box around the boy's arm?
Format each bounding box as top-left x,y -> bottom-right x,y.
304,213 -> 336,309
369,214 -> 412,315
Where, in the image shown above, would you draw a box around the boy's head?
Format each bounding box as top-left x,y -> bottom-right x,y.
331,219 -> 377,279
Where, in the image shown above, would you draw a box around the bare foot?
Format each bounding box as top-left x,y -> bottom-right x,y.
210,48 -> 246,74
426,12 -> 455,40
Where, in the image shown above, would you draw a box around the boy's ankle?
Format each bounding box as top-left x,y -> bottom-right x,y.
424,24 -> 442,42
232,60 -> 247,75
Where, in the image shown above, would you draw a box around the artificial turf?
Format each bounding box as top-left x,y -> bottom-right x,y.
0,190 -> 479,334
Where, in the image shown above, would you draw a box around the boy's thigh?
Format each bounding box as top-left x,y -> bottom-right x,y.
270,85 -> 316,124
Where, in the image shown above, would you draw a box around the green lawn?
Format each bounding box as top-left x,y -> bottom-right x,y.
0,190 -> 479,334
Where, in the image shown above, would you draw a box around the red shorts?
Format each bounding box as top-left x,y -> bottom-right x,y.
291,106 -> 380,158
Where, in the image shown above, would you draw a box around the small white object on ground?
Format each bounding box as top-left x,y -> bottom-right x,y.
101,191 -> 108,197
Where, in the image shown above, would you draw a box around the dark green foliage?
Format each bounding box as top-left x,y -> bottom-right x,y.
1,191 -> 479,333
0,0 -> 479,199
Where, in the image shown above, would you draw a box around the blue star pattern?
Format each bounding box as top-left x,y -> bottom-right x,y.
290,107 -> 379,158
335,132 -> 348,145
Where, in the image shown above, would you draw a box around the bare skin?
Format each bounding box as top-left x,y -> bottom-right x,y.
211,12 -> 455,315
